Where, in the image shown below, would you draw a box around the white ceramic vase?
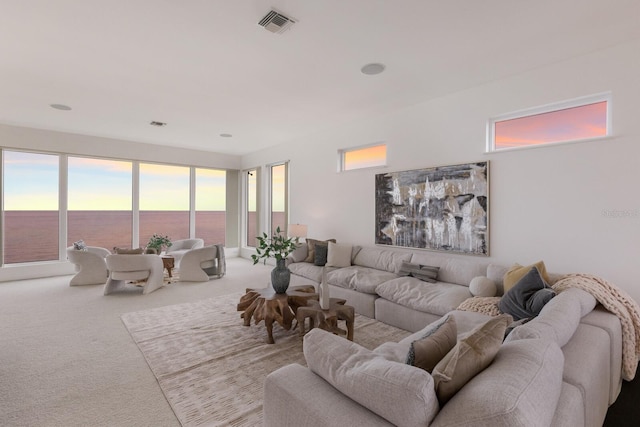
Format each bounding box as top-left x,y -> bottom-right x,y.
319,266 -> 330,309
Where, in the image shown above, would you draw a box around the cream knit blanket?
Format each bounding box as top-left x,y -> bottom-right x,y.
553,274 -> 640,381
457,273 -> 640,380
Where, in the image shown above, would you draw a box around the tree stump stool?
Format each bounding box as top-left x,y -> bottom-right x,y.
237,285 -> 317,344
297,298 -> 355,341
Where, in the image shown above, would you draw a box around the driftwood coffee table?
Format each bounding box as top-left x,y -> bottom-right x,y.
237,285 -> 317,344
297,298 -> 355,341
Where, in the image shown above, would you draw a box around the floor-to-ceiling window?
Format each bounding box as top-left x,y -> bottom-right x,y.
2,151 -> 59,263
67,157 -> 133,251
139,163 -> 190,248
270,163 -> 287,235
246,169 -> 257,247
1,148 -> 232,268
195,168 -> 226,245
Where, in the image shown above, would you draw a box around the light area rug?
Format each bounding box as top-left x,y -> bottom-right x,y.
121,292 -> 411,427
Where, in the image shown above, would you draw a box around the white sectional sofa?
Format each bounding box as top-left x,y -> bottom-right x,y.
271,243 -> 626,426
288,244 -> 510,331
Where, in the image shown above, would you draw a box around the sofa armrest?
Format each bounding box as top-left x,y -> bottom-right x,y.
264,364 -> 393,427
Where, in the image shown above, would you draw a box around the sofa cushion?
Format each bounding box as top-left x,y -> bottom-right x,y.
432,314 -> 511,405
407,314 -> 457,373
503,261 -> 551,293
353,247 -> 412,274
327,266 -> 398,294
498,266 -> 556,320
431,338 -> 564,427
304,329 -> 439,427
303,238 -> 336,263
289,262 -> 328,283
326,242 -> 353,268
376,277 -> 472,317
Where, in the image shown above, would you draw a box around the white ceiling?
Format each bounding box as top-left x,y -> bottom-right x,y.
1,0 -> 639,156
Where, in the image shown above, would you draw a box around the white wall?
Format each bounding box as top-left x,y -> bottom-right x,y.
242,38 -> 640,302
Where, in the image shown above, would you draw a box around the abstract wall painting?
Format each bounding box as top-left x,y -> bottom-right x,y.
375,162 -> 489,256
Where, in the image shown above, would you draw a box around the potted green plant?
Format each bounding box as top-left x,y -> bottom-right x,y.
146,234 -> 172,254
252,226 -> 300,293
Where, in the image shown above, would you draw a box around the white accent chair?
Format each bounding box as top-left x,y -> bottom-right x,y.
104,254 -> 164,295
66,246 -> 111,286
164,238 -> 204,267
178,245 -> 226,282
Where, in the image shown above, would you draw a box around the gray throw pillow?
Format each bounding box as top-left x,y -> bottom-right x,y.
498,266 -> 556,320
314,243 -> 329,266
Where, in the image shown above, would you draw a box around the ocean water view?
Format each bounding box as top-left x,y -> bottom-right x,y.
3,211 -> 227,264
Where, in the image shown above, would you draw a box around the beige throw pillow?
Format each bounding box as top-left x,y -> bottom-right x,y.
326,242 -> 353,268
407,315 -> 457,373
432,314 -> 511,405
503,261 -> 550,293
303,238 -> 336,263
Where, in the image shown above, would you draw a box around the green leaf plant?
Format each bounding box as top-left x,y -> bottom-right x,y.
147,234 -> 173,252
251,226 -> 300,265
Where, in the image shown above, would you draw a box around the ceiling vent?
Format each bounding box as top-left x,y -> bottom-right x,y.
258,10 -> 295,34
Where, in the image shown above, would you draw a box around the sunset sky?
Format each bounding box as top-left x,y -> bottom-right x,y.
3,152 -> 227,211
495,101 -> 607,148
344,144 -> 387,170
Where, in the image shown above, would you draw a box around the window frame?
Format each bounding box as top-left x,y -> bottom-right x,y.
338,143 -> 387,172
486,92 -> 612,153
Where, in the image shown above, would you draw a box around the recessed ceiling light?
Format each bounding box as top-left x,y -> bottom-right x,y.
360,63 -> 386,75
220,133 -> 233,138
50,104 -> 72,111
150,121 -> 167,127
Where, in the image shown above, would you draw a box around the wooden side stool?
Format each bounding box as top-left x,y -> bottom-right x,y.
297,298 -> 355,341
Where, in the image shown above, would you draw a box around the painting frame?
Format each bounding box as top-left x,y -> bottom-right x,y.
375,161 -> 489,256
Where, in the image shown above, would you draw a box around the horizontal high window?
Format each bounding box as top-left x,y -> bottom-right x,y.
339,143 -> 387,171
487,93 -> 611,152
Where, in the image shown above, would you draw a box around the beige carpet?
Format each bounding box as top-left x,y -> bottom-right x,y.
121,293 -> 410,426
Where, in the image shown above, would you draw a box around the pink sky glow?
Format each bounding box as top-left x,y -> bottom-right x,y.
495,101 -> 607,148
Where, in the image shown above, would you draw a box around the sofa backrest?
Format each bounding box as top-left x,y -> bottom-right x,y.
431,338 -> 564,427
505,287 -> 597,347
352,247 -> 412,274
410,252 -> 488,287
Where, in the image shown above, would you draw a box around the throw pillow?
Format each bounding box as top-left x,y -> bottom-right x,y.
314,243 -> 329,266
289,242 -> 308,263
498,266 -> 556,321
503,261 -> 550,293
114,247 -> 145,255
406,315 -> 457,373
432,314 -> 511,405
303,238 -> 337,263
398,261 -> 439,283
326,242 -> 353,268
73,239 -> 87,251
469,276 -> 497,297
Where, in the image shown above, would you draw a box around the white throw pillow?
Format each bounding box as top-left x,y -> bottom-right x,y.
326,242 -> 353,268
469,276 -> 497,297
304,329 -> 439,426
